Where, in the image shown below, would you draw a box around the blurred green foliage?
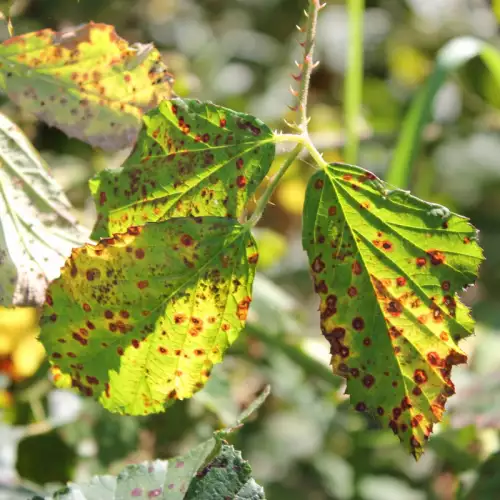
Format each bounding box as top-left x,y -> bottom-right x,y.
1,0 -> 500,499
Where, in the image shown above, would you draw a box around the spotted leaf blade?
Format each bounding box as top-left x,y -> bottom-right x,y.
33,436 -> 264,500
0,112 -> 88,306
302,163 -> 483,459
40,217 -> 258,416
90,99 -> 275,239
0,23 -> 173,151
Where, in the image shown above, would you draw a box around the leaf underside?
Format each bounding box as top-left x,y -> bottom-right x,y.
0,22 -> 173,151
90,98 -> 275,239
302,163 -> 483,458
0,112 -> 88,306
34,436 -> 264,500
40,217 -> 258,416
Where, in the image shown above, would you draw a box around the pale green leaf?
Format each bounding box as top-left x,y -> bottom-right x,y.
0,112 -> 87,306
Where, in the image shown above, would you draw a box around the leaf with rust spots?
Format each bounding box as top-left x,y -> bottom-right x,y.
0,22 -> 173,151
89,99 -> 274,239
39,217 -> 258,416
38,424 -> 264,500
0,112 -> 88,307
302,163 -> 483,459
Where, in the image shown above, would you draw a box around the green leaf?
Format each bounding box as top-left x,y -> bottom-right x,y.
0,23 -> 173,151
0,112 -> 87,306
185,444 -> 265,500
302,163 -> 483,459
40,217 -> 258,416
16,430 -> 77,485
33,434 -> 264,500
386,37 -> 500,188
92,412 -> 139,467
462,451 -> 500,500
90,99 -> 275,239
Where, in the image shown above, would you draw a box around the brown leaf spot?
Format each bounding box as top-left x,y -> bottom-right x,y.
352,261 -> 362,275
441,281 -> 451,291
352,317 -> 365,331
314,178 -> 324,190
312,256 -> 325,273
355,402 -> 367,412
363,374 -> 375,388
348,286 -> 357,297
137,280 -> 149,289
396,277 -> 406,287
382,241 -> 393,251
135,248 -> 145,259
180,234 -> 193,246
414,369 -> 428,384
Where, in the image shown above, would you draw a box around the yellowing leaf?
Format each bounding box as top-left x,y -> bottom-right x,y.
302,163 -> 483,458
90,99 -> 275,239
0,23 -> 173,151
40,217 -> 258,416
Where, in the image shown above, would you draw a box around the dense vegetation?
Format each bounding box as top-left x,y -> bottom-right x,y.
1,1 -> 500,499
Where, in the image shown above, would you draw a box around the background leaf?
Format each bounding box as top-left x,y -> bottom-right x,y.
0,22 -> 173,151
90,99 -> 275,239
40,217 -> 258,416
0,112 -> 87,306
386,37 -> 500,188
302,163 -> 483,458
33,432 -> 264,500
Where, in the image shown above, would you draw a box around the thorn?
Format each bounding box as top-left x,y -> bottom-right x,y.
289,85 -> 299,97
288,105 -> 300,112
296,25 -> 304,32
319,2 -> 327,10
304,10 -> 309,17
312,61 -> 320,69
295,61 -> 303,70
291,73 -> 302,82
299,41 -> 306,48
283,119 -> 301,130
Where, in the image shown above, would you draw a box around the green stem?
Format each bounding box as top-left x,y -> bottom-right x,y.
344,0 -> 365,164
274,133 -> 328,169
246,143 -> 303,228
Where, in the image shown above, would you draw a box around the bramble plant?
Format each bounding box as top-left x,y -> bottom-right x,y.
0,0 -> 486,495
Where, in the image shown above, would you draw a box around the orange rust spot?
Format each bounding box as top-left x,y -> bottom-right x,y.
427,250 -> 446,266
416,257 -> 427,268
237,296 -> 252,321
137,280 -> 149,289
396,277 -> 406,287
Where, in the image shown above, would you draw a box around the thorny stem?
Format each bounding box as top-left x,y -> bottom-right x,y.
248,1 -> 325,228
289,0 -> 325,134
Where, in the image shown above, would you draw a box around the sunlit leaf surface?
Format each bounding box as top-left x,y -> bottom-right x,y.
0,23 -> 173,151
302,163 -> 483,458
40,217 -> 258,415
90,99 -> 275,239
